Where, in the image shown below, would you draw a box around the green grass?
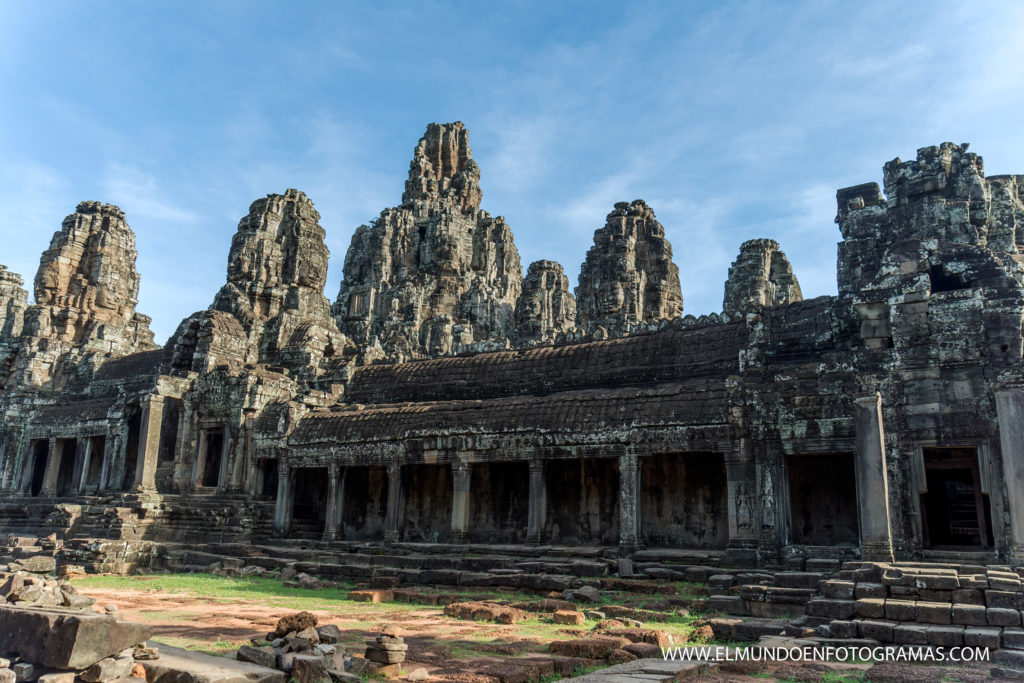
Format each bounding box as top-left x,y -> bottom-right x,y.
70,573 -> 437,613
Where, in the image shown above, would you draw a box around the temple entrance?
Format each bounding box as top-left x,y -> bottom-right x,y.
641,453 -> 728,548
259,459 -> 278,499
401,463 -> 452,542
341,466 -> 388,540
469,461 -> 529,544
28,440 -> 48,497
544,458 -> 619,545
198,429 -> 224,488
786,453 -> 859,545
921,447 -> 992,548
291,467 -> 328,536
55,439 -> 77,496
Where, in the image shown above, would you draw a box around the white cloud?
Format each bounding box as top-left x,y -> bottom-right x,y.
102,163 -> 199,223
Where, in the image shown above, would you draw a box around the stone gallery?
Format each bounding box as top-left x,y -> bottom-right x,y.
2,123 -> 1024,575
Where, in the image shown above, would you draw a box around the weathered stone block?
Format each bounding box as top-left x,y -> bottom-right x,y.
987,590 -> 1018,609
988,607 -> 1022,627
855,598 -> 886,619
952,603 -> 988,626
884,599 -> 916,622
855,583 -> 886,599
893,624 -> 928,645
924,625 -> 964,647
964,627 -> 1002,649
0,606 -> 152,669
952,588 -> 985,605
821,581 -> 855,600
858,620 -> 895,641
1003,628 -> 1024,650
829,620 -> 858,639
916,601 -> 952,625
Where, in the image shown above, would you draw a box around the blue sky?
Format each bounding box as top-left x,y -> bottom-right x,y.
2,1 -> 1023,343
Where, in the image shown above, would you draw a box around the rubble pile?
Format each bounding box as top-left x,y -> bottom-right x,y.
234,611 -> 365,681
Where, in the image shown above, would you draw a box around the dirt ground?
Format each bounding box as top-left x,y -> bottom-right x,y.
73,580 -> 1002,682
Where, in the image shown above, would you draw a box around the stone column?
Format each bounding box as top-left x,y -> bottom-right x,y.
39,437 -> 59,497
996,388 -> 1024,564
323,463 -> 341,542
74,437 -> 93,493
855,394 -> 894,562
16,437 -> 34,494
725,444 -> 759,563
171,403 -> 192,492
450,461 -> 471,544
273,459 -> 293,537
618,453 -> 640,553
191,429 -> 208,490
133,395 -> 165,493
98,431 -> 116,492
217,427 -> 232,489
526,460 -> 546,544
384,461 -> 404,543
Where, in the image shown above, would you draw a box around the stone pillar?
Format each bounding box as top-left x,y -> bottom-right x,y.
526,460 -> 546,545
39,437 -> 59,497
996,388 -> 1024,564
450,461 -> 471,544
16,437 -> 34,494
133,395 -> 165,493
191,429 -> 208,490
217,427 -> 231,489
384,461 -> 404,543
74,437 -> 93,493
323,463 -> 341,542
618,453 -> 640,553
725,445 -> 759,563
171,404 -> 192,492
273,459 -> 293,537
855,394 -> 894,562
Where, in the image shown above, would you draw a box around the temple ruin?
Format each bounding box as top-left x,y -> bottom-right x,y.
1,128 -> 1024,578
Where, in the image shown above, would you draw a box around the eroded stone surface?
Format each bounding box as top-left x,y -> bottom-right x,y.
333,122 -> 522,360
722,239 -> 802,315
515,260 -> 576,345
2,203 -> 156,389
575,200 -> 682,338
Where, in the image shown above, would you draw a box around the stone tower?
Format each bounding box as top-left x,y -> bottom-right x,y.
515,260 -> 576,345
575,200 -> 683,337
166,189 -> 348,376
4,202 -> 156,389
723,239 -> 802,315
333,122 -> 522,360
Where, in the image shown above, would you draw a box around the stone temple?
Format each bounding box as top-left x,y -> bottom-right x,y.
3,126 -> 1024,582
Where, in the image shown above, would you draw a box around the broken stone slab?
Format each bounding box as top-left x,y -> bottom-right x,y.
236,645 -> 276,668
80,656 -> 135,682
140,641 -> 284,683
274,611 -> 317,637
17,556 -> 56,574
0,605 -> 152,669
291,655 -> 330,683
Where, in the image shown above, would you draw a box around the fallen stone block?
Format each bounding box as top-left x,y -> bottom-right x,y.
142,641 -> 285,683
552,610 -> 584,625
236,644 -> 276,668
0,606 -> 152,669
444,601 -> 527,624
275,611 -> 318,637
80,656 -> 134,682
549,636 -> 631,659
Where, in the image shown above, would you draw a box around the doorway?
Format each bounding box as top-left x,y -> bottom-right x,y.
921,447 -> 992,548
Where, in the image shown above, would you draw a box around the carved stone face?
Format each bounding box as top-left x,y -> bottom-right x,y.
520,294 -> 543,322
597,281 -> 624,315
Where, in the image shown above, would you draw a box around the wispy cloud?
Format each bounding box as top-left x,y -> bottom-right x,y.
102,163 -> 199,223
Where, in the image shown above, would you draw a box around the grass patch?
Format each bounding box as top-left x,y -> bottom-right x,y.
71,573 -> 437,614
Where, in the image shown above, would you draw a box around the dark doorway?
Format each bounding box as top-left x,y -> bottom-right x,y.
544,458 -> 619,545
921,447 -> 992,548
787,453 -> 859,545
642,453 -> 729,548
341,466 -> 388,540
29,440 -> 48,497
84,436 -> 105,491
200,430 -> 224,488
470,462 -> 529,543
401,464 -> 452,542
55,440 -> 77,496
121,411 -> 142,491
260,459 -> 278,499
292,467 -> 328,535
